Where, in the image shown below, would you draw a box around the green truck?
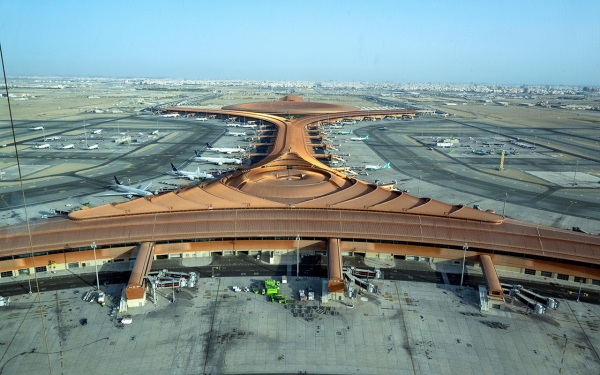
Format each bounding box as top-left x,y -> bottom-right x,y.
264,280 -> 281,295
269,294 -> 287,304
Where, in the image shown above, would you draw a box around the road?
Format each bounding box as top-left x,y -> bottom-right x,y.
2,256 -> 597,305
357,118 -> 600,221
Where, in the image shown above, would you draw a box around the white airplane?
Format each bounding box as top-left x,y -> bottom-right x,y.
227,131 -> 247,137
169,163 -> 214,180
363,162 -> 391,171
337,130 -> 353,135
29,126 -> 44,130
59,144 -> 74,149
44,136 -> 62,141
342,120 -> 356,125
240,124 -> 257,129
205,143 -> 246,154
162,113 -> 179,118
195,150 -> 242,165
85,144 -> 99,150
104,176 -> 153,198
226,123 -> 239,127
34,143 -> 50,149
328,125 -> 343,129
197,117 -> 208,121
149,130 -> 159,136
351,135 -> 369,141
92,129 -> 102,134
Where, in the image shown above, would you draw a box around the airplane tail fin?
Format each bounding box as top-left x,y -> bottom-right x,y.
114,176 -> 122,185
206,143 -> 213,148
170,163 -> 178,172
383,162 -> 391,169
194,150 -> 201,157
349,130 -> 353,134
364,135 -> 369,140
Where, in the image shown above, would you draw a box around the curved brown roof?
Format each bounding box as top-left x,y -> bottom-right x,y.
72,106 -> 498,223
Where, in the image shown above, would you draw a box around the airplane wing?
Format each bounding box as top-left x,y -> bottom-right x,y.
101,193 -> 136,197
140,182 -> 152,191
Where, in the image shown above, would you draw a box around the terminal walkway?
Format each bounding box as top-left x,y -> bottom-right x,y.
480,254 -> 504,300
125,242 -> 154,307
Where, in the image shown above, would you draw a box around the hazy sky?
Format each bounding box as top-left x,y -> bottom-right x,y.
1,0 -> 599,85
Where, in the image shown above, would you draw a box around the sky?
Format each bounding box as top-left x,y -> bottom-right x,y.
1,0 -> 599,85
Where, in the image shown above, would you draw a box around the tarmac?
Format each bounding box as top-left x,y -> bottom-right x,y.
1,254 -> 599,374
1,266 -> 599,375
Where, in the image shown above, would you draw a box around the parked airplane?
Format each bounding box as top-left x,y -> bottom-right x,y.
227,131 -> 247,137
351,135 -> 369,141
194,150 -> 242,165
197,117 -> 208,121
205,143 -> 245,154
85,144 -> 99,150
162,113 -> 179,118
150,130 -> 159,135
342,120 -> 356,125
169,163 -> 214,180
337,130 -> 353,135
34,143 -> 50,149
473,149 -> 488,155
59,144 -> 74,149
240,124 -> 257,129
363,162 -> 391,171
92,129 -> 102,134
104,176 -> 153,198
29,126 -> 44,130
44,136 -> 62,141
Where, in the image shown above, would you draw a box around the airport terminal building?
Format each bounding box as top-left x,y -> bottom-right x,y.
1,97 -> 599,308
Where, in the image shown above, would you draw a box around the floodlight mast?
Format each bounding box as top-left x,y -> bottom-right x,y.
460,243 -> 468,288
296,235 -> 300,281
91,242 -> 100,291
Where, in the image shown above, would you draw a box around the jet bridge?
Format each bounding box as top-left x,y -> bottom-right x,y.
327,238 -> 344,295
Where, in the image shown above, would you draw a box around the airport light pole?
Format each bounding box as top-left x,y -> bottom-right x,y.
27,270 -> 32,294
296,235 -> 300,281
502,193 -> 508,218
460,243 -> 468,288
577,279 -> 583,303
91,241 -> 100,291
418,175 -> 421,197
572,160 -> 578,186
